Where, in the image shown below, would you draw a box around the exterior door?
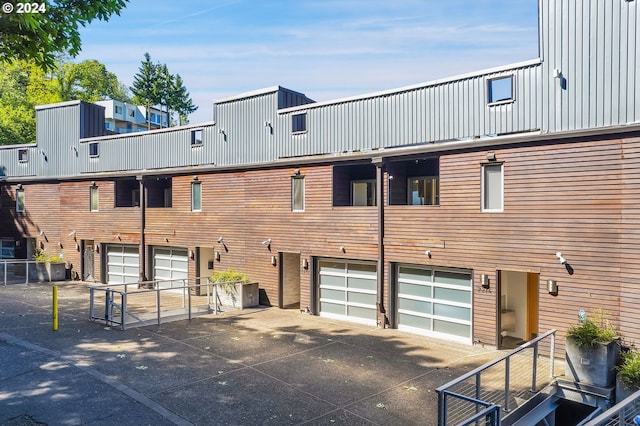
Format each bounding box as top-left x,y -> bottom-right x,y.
279,252 -> 300,309
82,240 -> 94,281
498,270 -> 539,349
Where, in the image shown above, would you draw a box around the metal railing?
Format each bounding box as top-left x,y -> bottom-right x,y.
584,389 -> 640,426
1,259 -> 56,285
89,277 -> 246,329
436,329 -> 557,426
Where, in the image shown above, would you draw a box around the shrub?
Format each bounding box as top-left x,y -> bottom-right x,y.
566,309 -> 619,347
617,349 -> 640,387
209,268 -> 249,284
32,249 -> 62,263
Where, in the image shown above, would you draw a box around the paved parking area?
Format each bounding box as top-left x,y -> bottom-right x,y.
0,282 -> 499,425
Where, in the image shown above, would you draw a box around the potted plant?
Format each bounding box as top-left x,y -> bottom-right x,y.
616,348 -> 640,402
208,268 -> 259,309
30,249 -> 66,281
564,309 -> 621,387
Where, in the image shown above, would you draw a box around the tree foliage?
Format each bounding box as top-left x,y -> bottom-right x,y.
58,60 -> 130,102
131,53 -> 197,128
0,0 -> 129,70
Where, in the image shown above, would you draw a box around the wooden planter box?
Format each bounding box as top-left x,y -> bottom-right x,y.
565,339 -> 620,387
213,282 -> 259,309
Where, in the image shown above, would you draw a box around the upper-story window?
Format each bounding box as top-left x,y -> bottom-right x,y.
16,188 -> 25,213
90,185 -> 99,212
114,105 -> 123,114
191,180 -> 202,212
89,142 -> 99,158
333,164 -> 377,207
292,113 -> 307,133
128,109 -> 136,118
18,149 -> 28,163
388,158 -> 440,206
191,129 -> 203,146
487,75 -> 514,104
482,163 -> 503,212
147,177 -> 172,208
291,175 -> 305,212
115,179 -> 140,207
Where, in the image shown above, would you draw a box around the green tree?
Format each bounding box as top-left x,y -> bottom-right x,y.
0,1 -> 129,70
58,60 -> 130,102
172,74 -> 198,126
130,53 -> 160,130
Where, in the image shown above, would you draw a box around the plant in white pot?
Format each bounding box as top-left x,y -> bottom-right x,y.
208,268 -> 259,310
615,348 -> 640,403
564,309 -> 621,387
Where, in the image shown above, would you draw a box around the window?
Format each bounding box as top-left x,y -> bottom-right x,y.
482,163 -> 503,212
408,176 -> 439,205
292,113 -> 307,133
351,180 -> 376,206
89,142 -> 99,158
128,109 -> 136,118
18,149 -> 28,163
191,129 -> 203,146
487,76 -> 514,104
332,164 -> 377,207
16,188 -> 25,213
147,177 -> 172,208
114,105 -> 123,114
291,176 -> 305,212
90,186 -> 99,211
115,179 -> 140,207
191,181 -> 202,211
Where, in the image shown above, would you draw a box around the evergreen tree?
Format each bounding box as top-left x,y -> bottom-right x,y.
172,74 -> 198,126
130,53 -> 159,130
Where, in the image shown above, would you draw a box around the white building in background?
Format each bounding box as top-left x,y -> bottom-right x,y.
95,100 -> 169,134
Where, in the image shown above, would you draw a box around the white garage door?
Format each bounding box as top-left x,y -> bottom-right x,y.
106,245 -> 139,284
318,259 -> 377,326
153,247 -> 188,289
397,265 -> 472,344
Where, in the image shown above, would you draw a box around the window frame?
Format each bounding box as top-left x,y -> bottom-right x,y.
114,105 -> 123,115
291,176 -> 305,212
407,176 -> 440,206
128,108 -> 136,118
16,188 -> 25,213
487,75 -> 515,105
18,149 -> 28,163
191,129 -> 203,146
292,113 -> 307,134
89,142 -> 99,158
351,179 -> 376,206
90,185 -> 99,212
191,181 -> 202,212
481,162 -> 504,212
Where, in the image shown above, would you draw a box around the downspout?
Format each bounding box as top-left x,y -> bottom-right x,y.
137,175 -> 148,285
372,157 -> 388,328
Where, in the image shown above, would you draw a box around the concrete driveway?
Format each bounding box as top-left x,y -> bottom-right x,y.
0,282 -> 499,425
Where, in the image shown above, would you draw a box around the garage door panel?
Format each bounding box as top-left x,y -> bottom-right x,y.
434,303 -> 470,321
399,298 -> 431,314
434,320 -> 470,338
347,292 -> 376,305
434,287 -> 471,304
434,270 -> 472,287
347,305 -> 375,320
106,245 -> 139,285
399,312 -> 431,330
399,282 -> 431,298
320,302 -> 344,315
321,288 -> 345,301
153,248 -> 188,290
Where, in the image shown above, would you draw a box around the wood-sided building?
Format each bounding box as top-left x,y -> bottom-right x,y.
1,0 -> 639,348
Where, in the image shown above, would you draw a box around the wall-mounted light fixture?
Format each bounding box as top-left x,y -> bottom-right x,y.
58,242 -> 63,249
217,236 -> 224,244
39,230 -> 45,237
293,168 -> 300,176
17,183 -> 22,189
547,279 -> 558,294
262,238 -> 271,250
264,121 -> 271,128
116,234 -> 121,241
481,274 -> 490,289
95,244 -> 100,253
486,152 -> 497,161
425,250 -> 432,258
339,246 -> 346,253
215,251 -> 221,261
75,243 -> 80,251
218,128 -> 225,135
556,252 -> 567,265
271,255 -> 277,266
302,258 -> 309,269
192,175 -> 199,182
189,249 -> 194,260
68,230 -> 77,238
164,237 -> 169,243
91,181 -> 97,187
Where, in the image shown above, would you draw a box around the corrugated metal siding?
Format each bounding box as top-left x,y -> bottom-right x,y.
279,63 -> 541,158
541,0 -> 639,132
36,103 -> 81,178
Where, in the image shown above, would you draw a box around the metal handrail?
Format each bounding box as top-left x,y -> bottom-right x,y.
436,329 -> 557,426
1,259 -> 52,286
583,389 -> 640,425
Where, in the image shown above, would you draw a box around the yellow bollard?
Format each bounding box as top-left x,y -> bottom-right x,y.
52,285 -> 58,331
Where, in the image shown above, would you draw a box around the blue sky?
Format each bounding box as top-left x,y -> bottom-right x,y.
76,0 -> 540,124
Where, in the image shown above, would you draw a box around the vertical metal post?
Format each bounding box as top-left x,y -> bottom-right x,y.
476,373 -> 482,417
25,261 -> 29,283
182,279 -> 186,308
550,332 -> 556,378
89,287 -> 94,319
214,282 -> 218,314
122,291 -> 127,330
372,157 -> 386,328
532,342 -> 539,392
137,176 -> 147,285
4,261 -> 7,286
504,357 -> 511,412
52,285 -> 58,331
438,391 -> 446,426
156,287 -> 161,325
188,282 -> 192,320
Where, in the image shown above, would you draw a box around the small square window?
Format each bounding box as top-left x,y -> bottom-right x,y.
114,105 -> 123,114
191,129 -> 203,146
128,109 -> 136,118
18,149 -> 28,163
16,188 -> 25,213
89,143 -> 99,158
291,176 -> 305,212
487,76 -> 514,104
292,113 -> 307,133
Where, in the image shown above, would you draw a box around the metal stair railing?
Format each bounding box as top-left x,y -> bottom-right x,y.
436,329 -> 557,426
